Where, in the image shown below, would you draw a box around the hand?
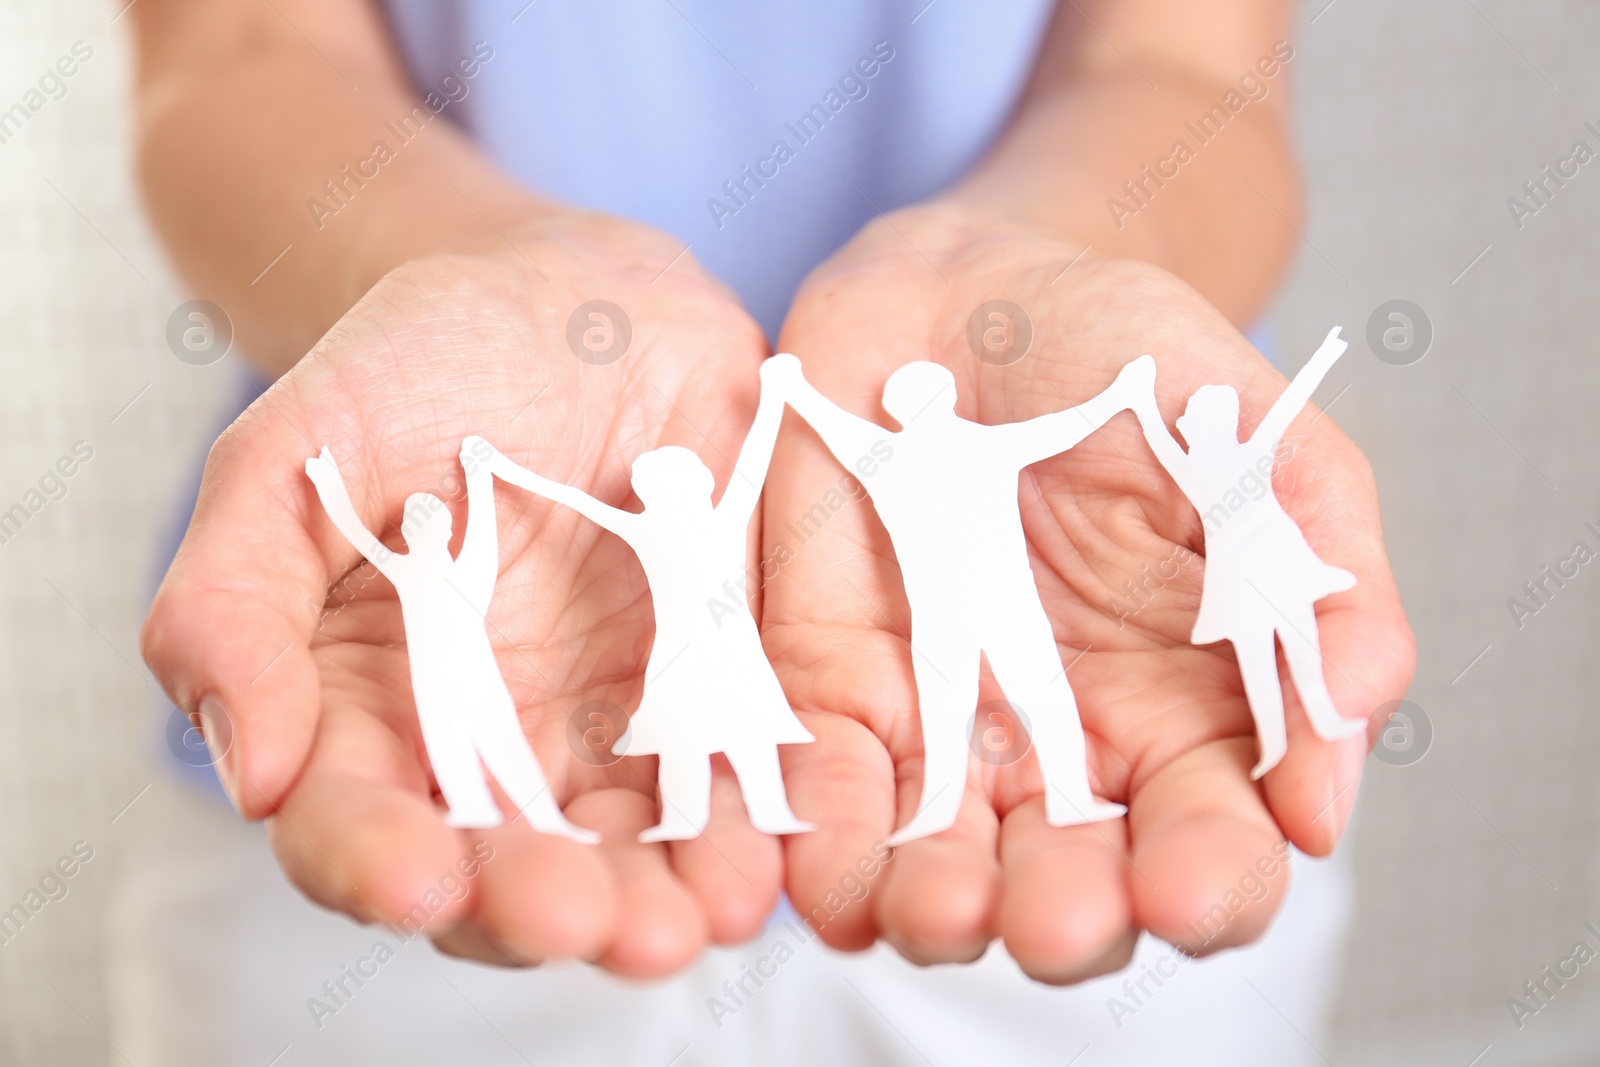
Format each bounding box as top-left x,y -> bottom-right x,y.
761,204 -> 1414,982
142,211 -> 783,975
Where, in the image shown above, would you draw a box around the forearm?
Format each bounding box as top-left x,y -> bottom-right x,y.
939,0 -> 1300,325
130,0 -> 552,375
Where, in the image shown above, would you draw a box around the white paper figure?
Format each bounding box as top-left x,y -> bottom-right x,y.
768,353 -> 1145,845
1129,326 -> 1364,779
305,444 -> 597,843
478,362 -> 815,843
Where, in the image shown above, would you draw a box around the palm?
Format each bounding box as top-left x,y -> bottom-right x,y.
762,216 -> 1413,981
144,228 -> 786,973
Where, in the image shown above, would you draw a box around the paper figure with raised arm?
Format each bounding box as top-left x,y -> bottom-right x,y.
479,359 -> 814,843
768,352 -> 1147,845
304,443 -> 597,842
1129,326 -> 1364,779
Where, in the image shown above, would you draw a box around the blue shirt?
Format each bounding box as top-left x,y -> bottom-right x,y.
378,0 -> 1055,335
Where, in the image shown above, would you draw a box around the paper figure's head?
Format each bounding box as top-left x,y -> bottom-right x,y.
882,361 -> 956,426
1176,384 -> 1241,451
631,446 -> 715,512
401,492 -> 453,554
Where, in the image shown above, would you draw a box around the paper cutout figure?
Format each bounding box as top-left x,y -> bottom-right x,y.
477,360 -> 815,843
305,444 -> 597,843
768,353 -> 1144,845
1129,326 -> 1364,779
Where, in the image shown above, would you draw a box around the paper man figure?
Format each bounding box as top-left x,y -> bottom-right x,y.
478,361 -> 814,843
1129,326 -> 1364,779
305,443 -> 596,842
768,353 -> 1145,845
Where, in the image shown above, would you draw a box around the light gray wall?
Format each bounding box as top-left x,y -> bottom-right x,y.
0,0 -> 1595,1063
1278,2 -> 1600,1065
0,3 -> 231,1065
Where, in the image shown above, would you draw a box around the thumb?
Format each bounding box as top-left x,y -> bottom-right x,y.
141,413 -> 345,818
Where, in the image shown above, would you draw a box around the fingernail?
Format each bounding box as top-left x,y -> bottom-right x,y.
1328,735 -> 1366,846
196,696 -> 239,811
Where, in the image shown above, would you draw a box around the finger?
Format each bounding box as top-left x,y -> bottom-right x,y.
1266,434 -> 1414,854
758,406 -> 905,952
668,760 -> 784,945
873,786 -> 1000,966
566,787 -> 708,978
1259,660 -> 1370,858
430,921 -> 539,968
466,817 -> 617,963
265,689 -> 488,933
1128,737 -> 1291,956
141,404 -> 348,817
776,711 -> 897,952
998,798 -> 1136,985
267,772 -> 472,933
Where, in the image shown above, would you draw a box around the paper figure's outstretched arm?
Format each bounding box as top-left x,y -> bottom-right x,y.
715,361 -> 787,523
304,447 -> 403,580
768,353 -> 888,465
454,438 -> 500,598
1249,326 -> 1347,454
1007,356 -> 1154,467
1129,377 -> 1207,503
486,448 -> 640,542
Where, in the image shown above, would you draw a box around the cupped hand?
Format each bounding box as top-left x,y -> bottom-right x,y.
760,204 -> 1415,983
141,212 -> 782,975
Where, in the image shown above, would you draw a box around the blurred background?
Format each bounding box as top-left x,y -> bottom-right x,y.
1,1 -> 1597,1064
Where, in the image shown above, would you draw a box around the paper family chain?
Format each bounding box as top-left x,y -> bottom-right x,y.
304,327 -> 1361,845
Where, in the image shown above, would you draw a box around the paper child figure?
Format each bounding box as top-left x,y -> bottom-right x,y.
1129,326 -> 1364,779
768,353 -> 1146,845
305,443 -> 596,843
478,361 -> 814,843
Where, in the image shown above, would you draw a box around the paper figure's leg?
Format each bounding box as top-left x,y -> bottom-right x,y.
413,683 -> 502,829
474,693 -> 599,844
1278,608 -> 1367,742
639,753 -> 712,843
725,745 -> 814,836
1233,635 -> 1290,779
885,632 -> 979,847
984,619 -> 1126,827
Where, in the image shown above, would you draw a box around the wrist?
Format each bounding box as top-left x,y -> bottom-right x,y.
343,176 -> 555,297
804,199 -> 1095,293
403,205 -> 727,298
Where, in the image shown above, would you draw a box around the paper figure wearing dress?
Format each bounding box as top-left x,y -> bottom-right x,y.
1129,326 -> 1365,779
478,360 -> 814,843
305,443 -> 596,842
769,353 -> 1144,845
